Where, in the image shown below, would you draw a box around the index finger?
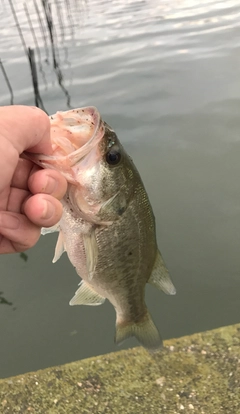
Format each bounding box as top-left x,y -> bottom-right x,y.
0,105 -> 52,155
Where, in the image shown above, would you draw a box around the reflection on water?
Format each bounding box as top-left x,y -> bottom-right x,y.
1,0 -> 240,109
0,59 -> 14,104
0,0 -> 240,378
1,0 -> 84,108
0,292 -> 12,306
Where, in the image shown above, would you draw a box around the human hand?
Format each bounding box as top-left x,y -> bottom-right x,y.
0,105 -> 67,253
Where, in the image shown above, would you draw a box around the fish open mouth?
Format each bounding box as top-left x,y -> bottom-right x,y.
25,107 -> 105,168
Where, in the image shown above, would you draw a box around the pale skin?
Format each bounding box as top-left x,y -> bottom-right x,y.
0,105 -> 67,254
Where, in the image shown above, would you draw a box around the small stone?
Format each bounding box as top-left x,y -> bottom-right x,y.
156,377 -> 165,386
169,346 -> 174,351
54,399 -> 58,404
180,404 -> 185,410
35,382 -> 38,385
201,350 -> 207,355
189,404 -> 194,410
77,382 -> 82,387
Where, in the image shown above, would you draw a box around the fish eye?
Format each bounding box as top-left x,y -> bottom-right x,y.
106,149 -> 121,165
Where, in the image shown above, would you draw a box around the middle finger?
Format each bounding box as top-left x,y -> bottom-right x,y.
28,169 -> 67,200
11,158 -> 38,190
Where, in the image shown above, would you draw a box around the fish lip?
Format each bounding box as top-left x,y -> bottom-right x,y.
24,106 -> 105,166
68,106 -> 104,166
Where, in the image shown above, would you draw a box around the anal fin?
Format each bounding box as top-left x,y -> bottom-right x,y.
69,281 -> 105,306
149,250 -> 176,295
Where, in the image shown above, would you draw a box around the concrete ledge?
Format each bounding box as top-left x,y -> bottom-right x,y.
1,324 -> 240,413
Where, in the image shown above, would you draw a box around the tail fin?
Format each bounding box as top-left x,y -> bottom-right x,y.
115,311 -> 163,351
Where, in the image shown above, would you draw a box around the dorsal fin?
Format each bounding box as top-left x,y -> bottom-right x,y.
149,250 -> 176,295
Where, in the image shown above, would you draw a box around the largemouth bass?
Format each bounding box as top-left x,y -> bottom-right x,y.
27,107 -> 176,350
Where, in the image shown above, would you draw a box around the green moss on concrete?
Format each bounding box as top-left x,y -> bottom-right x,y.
1,324 -> 240,413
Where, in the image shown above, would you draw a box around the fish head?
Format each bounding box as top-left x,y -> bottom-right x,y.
26,107 -> 137,224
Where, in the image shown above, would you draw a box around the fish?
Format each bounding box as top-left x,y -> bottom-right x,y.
26,106 -> 176,351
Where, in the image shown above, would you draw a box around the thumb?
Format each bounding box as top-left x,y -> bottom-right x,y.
0,106 -> 52,155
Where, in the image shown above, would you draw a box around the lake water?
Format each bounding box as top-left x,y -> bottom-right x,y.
0,0 -> 240,379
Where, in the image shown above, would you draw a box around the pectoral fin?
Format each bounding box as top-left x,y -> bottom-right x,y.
41,223 -> 60,235
52,230 -> 66,263
99,190 -> 127,220
149,250 -> 176,295
100,192 -> 119,211
69,281 -> 105,306
83,230 -> 98,280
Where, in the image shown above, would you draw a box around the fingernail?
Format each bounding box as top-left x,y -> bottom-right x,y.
0,213 -> 20,229
41,200 -> 55,220
45,176 -> 57,194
